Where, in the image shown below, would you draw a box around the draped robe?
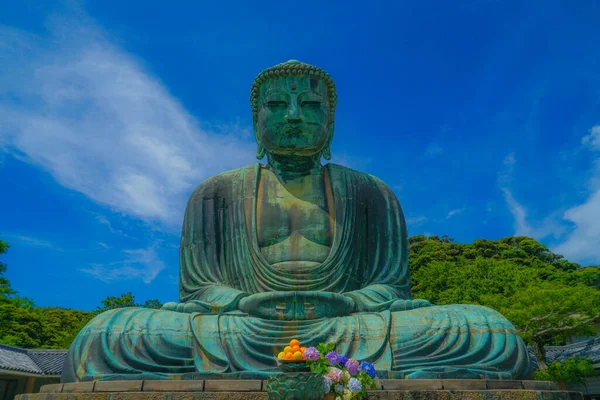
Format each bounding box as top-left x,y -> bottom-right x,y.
61,163 -> 532,382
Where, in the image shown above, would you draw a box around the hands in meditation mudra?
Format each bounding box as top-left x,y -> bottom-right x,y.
62,60 -> 532,382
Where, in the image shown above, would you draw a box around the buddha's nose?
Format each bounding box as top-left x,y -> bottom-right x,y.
285,102 -> 303,124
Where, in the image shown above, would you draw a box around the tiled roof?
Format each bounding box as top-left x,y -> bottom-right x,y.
27,350 -> 67,375
0,344 -> 66,376
0,345 -> 43,374
529,337 -> 600,369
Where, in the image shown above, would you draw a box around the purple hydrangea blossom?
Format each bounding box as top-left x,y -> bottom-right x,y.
345,358 -> 360,376
338,355 -> 349,366
348,377 -> 362,392
323,377 -> 332,393
304,346 -> 320,361
325,351 -> 341,365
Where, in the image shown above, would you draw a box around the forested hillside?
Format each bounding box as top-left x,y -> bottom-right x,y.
1,236 -> 599,369
409,235 -> 600,368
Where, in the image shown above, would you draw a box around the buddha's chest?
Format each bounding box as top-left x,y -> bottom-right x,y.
256,170 -> 334,250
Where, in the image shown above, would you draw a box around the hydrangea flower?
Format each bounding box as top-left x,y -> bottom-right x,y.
327,367 -> 344,383
338,355 -> 349,366
325,351 -> 341,365
345,358 -> 360,375
304,346 -> 320,361
359,360 -> 377,378
323,376 -> 332,393
348,377 -> 362,392
334,384 -> 346,392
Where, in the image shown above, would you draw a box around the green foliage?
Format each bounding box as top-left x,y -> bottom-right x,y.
96,292 -> 163,313
483,283 -> 600,345
534,357 -> 597,383
96,292 -> 137,312
142,299 -> 164,309
0,240 -> 16,298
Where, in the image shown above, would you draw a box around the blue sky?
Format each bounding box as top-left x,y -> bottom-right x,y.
1,0 -> 600,311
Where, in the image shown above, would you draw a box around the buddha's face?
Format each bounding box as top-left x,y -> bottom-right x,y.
255,75 -> 332,157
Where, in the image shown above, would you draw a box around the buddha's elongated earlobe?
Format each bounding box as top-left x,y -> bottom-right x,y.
253,119 -> 266,160
323,122 -> 334,160
323,145 -> 331,160
256,144 -> 266,160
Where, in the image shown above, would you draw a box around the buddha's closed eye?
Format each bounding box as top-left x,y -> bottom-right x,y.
266,101 -> 287,107
301,101 -> 321,107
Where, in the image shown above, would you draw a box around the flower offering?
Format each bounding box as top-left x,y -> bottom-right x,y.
275,342 -> 378,399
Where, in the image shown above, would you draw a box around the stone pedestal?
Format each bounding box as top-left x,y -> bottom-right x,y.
15,380 -> 583,400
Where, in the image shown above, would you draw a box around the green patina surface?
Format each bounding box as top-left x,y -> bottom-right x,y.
61,60 -> 533,383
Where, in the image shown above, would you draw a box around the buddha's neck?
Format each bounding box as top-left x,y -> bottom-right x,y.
266,153 -> 322,180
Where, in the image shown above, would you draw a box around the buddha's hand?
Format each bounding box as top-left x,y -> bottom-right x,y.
238,292 -> 295,320
388,299 -> 432,312
296,291 -> 356,319
238,291 -> 356,320
161,300 -> 235,313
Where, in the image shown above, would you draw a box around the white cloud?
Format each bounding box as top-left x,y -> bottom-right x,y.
582,125 -> 600,150
554,125 -> 600,264
446,208 -> 465,219
499,130 -> 600,265
2,234 -> 55,249
0,16 -> 255,229
406,216 -> 428,226
80,246 -> 165,284
500,188 -> 533,236
498,153 -> 535,236
498,155 -> 566,241
555,191 -> 600,263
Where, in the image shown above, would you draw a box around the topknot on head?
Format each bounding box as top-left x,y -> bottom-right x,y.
250,60 -> 337,120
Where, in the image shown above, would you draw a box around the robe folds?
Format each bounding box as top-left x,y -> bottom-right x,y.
61,164 -> 532,382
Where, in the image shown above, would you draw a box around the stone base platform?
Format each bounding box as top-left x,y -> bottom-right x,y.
15,380 -> 582,400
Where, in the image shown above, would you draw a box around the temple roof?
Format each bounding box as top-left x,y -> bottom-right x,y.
528,337 -> 600,370
0,344 -> 66,376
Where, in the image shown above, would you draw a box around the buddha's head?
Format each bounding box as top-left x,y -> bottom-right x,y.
251,60 -> 337,160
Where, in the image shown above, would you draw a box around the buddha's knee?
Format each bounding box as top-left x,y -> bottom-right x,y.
434,303 -> 518,331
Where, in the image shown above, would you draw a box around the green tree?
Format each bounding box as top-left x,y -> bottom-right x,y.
534,357 -> 597,388
0,241 -> 42,348
484,283 -> 600,369
0,240 -> 15,298
142,299 -> 163,309
96,292 -> 137,312
96,292 -> 163,313
38,308 -> 95,349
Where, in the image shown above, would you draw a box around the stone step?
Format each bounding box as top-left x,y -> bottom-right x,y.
16,389 -> 583,400
38,379 -> 559,394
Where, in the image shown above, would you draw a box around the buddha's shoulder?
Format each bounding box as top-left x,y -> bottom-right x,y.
327,163 -> 394,193
188,164 -> 258,199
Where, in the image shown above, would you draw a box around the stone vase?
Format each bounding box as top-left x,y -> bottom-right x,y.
266,361 -> 324,400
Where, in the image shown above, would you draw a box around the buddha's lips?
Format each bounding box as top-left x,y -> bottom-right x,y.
284,127 -> 303,134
